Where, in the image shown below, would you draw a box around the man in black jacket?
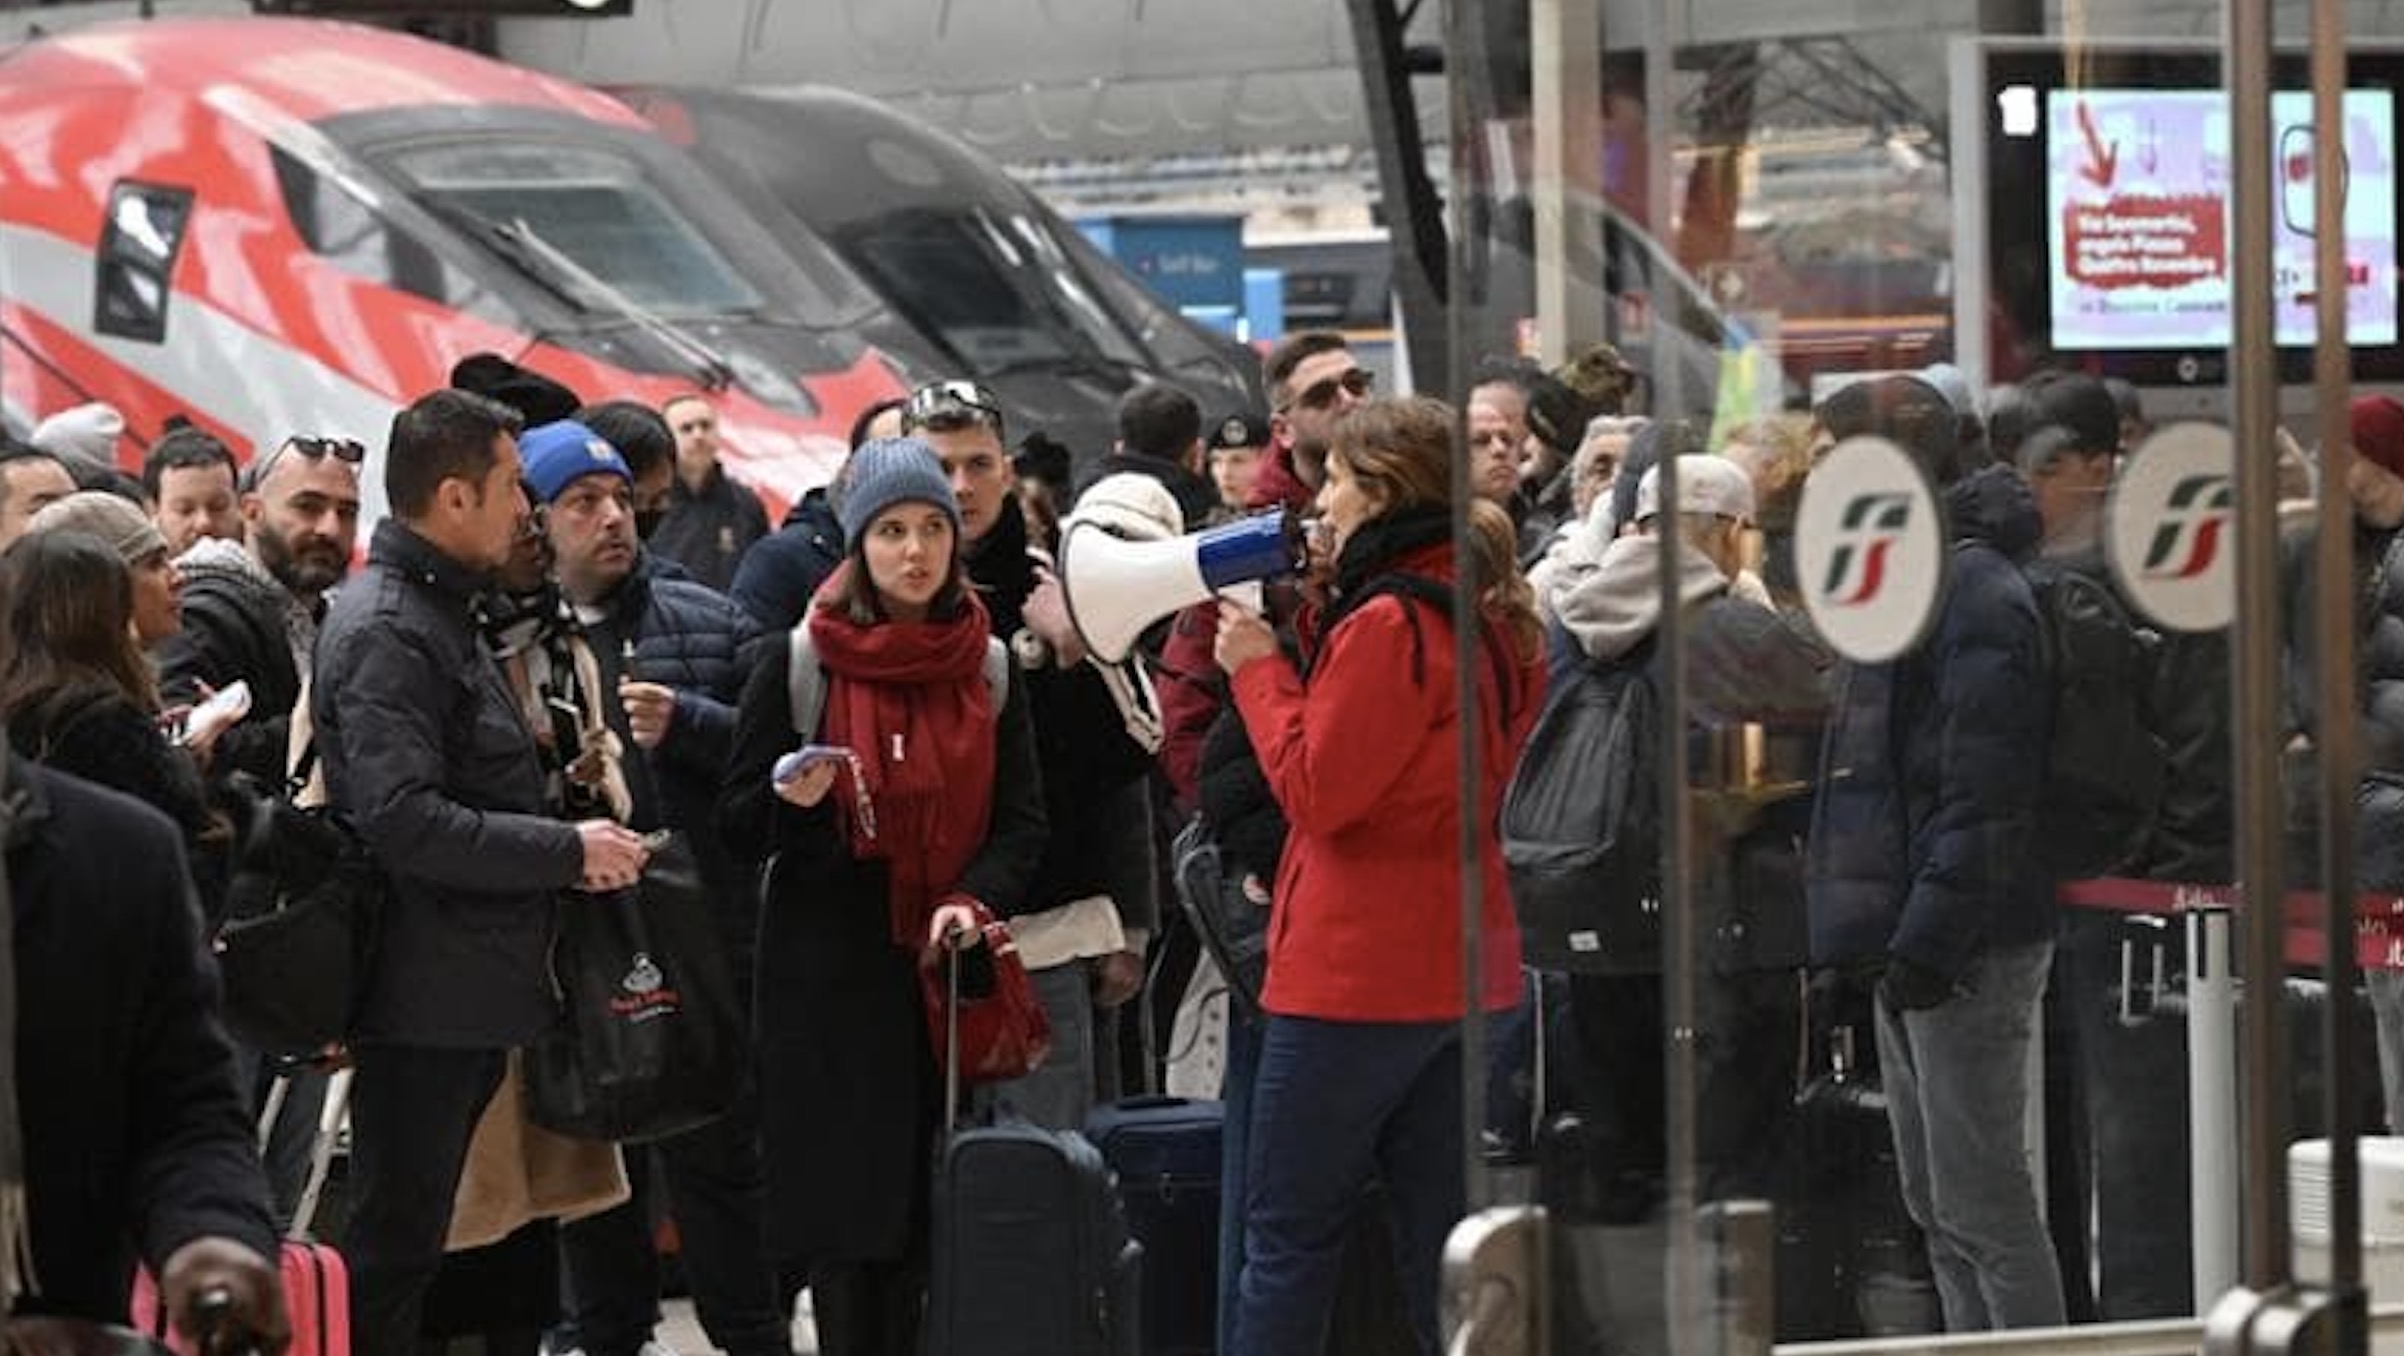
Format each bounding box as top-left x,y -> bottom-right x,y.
157,430 -> 363,1228
160,432 -> 363,785
7,744 -> 285,1349
1083,383 -> 1217,532
519,420 -> 789,1356
652,394 -> 770,593
313,390 -> 651,1356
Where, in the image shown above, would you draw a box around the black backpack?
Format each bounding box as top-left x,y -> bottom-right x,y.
1502,646 -> 1664,974
2026,561 -> 2166,879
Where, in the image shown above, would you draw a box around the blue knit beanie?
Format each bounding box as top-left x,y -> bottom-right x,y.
837,437 -> 960,546
520,419 -> 630,505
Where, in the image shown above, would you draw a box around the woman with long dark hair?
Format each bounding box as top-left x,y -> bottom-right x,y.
1214,395 -> 1546,1354
0,529 -> 225,909
720,437 -> 1045,1356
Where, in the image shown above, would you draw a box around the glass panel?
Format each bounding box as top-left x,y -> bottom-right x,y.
1434,1 -> 2379,1350
387,139 -> 764,318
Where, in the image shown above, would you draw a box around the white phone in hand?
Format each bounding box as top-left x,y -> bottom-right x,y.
175,679 -> 252,748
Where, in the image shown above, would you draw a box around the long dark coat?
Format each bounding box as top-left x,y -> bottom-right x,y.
718,629 -> 1045,1263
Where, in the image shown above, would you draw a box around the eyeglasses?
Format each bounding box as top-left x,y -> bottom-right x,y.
1280,367 -> 1374,415
901,381 -> 1006,441
242,435 -> 365,492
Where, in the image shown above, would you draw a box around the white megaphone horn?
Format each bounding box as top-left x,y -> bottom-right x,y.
1060,510 -> 1306,664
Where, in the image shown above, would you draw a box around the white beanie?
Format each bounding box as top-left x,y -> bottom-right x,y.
1066,473 -> 1184,542
30,401 -> 124,473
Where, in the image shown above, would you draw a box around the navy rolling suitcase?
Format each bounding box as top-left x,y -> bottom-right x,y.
925,944 -> 1142,1356
1086,1096 -> 1222,1356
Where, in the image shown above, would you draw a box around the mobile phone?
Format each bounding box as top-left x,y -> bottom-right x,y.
772,744 -> 849,786
174,679 -> 252,747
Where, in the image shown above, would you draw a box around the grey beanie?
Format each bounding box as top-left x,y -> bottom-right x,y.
837,437 -> 961,546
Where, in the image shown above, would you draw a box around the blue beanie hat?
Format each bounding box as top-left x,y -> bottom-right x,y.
520,419 -> 631,504
837,437 -> 960,545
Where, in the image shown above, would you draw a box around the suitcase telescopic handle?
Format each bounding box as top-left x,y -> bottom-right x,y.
943,923 -> 964,1133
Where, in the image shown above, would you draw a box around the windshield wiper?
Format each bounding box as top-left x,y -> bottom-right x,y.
491,216 -> 735,393
431,200 -> 733,392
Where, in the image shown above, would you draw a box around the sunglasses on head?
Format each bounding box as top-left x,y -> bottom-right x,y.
902,381 -> 1006,441
1282,367 -> 1374,414
241,435 -> 366,492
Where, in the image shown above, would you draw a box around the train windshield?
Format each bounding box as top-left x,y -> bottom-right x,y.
389,140 -> 765,320
838,204 -> 1149,375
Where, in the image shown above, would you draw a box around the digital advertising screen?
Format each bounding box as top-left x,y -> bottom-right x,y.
2043,88 -> 2399,350
1968,43 -> 2404,386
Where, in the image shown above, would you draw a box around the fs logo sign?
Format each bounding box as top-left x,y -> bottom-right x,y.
2136,472 -> 2234,581
1798,437 -> 1944,663
2108,424 -> 2237,634
1821,493 -> 1916,607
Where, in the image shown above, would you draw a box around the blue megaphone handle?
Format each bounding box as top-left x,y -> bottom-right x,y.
1195,511 -> 1303,589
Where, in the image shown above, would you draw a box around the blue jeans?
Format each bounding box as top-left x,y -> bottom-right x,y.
1233,1016 -> 1462,1356
1875,940 -> 2065,1332
1218,1000 -> 1263,1353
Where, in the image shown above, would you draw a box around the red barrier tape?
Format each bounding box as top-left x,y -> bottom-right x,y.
2056,876 -> 2404,971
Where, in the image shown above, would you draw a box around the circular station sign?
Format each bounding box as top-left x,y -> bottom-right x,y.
2106,422 -> 2236,634
1795,435 -> 1946,663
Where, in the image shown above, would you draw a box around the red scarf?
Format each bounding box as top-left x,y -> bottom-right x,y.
807,569 -> 999,947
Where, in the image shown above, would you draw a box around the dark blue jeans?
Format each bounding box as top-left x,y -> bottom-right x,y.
557,1079 -> 790,1356
1218,1000 -> 1263,1353
1233,1015 -> 1463,1356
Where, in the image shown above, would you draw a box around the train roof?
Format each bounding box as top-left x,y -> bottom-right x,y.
0,17 -> 643,130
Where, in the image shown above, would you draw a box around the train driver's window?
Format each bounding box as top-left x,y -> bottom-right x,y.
94,181 -> 194,344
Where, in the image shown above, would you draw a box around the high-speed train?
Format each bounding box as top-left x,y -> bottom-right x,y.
0,18 -> 906,519
618,85 -> 1266,466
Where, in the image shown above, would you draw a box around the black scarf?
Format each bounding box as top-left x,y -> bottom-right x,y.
1314,505 -> 1463,687
1326,505 -> 1455,633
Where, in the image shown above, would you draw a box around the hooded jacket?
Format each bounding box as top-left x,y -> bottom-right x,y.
729,487 -> 845,633
1805,465 -> 2053,980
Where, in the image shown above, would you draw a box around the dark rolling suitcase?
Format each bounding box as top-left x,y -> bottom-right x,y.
926,942 -> 1143,1356
1771,1025 -> 1939,1343
1086,1096 -> 1222,1356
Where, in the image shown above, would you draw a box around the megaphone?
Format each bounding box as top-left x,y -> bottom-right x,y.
1060,510 -> 1306,663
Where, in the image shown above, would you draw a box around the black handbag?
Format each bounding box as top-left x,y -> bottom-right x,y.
212,747 -> 383,1057
525,833 -> 742,1143
1170,814 -> 1268,1011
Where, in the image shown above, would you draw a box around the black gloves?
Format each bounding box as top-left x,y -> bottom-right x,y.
1878,955 -> 1958,1014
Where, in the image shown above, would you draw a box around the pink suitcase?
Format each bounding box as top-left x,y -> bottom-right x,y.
131,1238 -> 350,1356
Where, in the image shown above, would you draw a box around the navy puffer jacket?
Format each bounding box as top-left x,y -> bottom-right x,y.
1805,465 -> 2053,980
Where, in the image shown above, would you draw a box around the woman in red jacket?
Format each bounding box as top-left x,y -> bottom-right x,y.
1215,395 -> 1545,1355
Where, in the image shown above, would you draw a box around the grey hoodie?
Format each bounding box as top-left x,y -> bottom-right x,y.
1554,530 -> 1831,727
1554,531 -> 1740,663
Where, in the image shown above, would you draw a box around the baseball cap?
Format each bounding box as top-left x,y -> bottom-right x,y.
1206,412 -> 1270,453
1634,454 -> 1754,525
27,490 -> 167,565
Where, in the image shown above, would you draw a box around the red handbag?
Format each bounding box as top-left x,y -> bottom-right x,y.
920,898 -> 1053,1086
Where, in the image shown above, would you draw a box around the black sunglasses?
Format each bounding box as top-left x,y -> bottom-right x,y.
242,434 -> 365,491
1282,366 -> 1374,414
901,380 -> 1006,441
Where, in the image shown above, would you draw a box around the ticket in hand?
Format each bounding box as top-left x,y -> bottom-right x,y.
773,744 -> 850,785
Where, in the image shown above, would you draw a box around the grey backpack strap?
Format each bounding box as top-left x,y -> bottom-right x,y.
981,637 -> 1011,712
786,625 -> 826,741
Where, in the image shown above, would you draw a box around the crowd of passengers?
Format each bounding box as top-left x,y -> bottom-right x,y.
7,330 -> 2404,1356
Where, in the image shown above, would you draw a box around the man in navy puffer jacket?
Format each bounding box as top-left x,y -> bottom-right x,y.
1804,375 -> 2062,1333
